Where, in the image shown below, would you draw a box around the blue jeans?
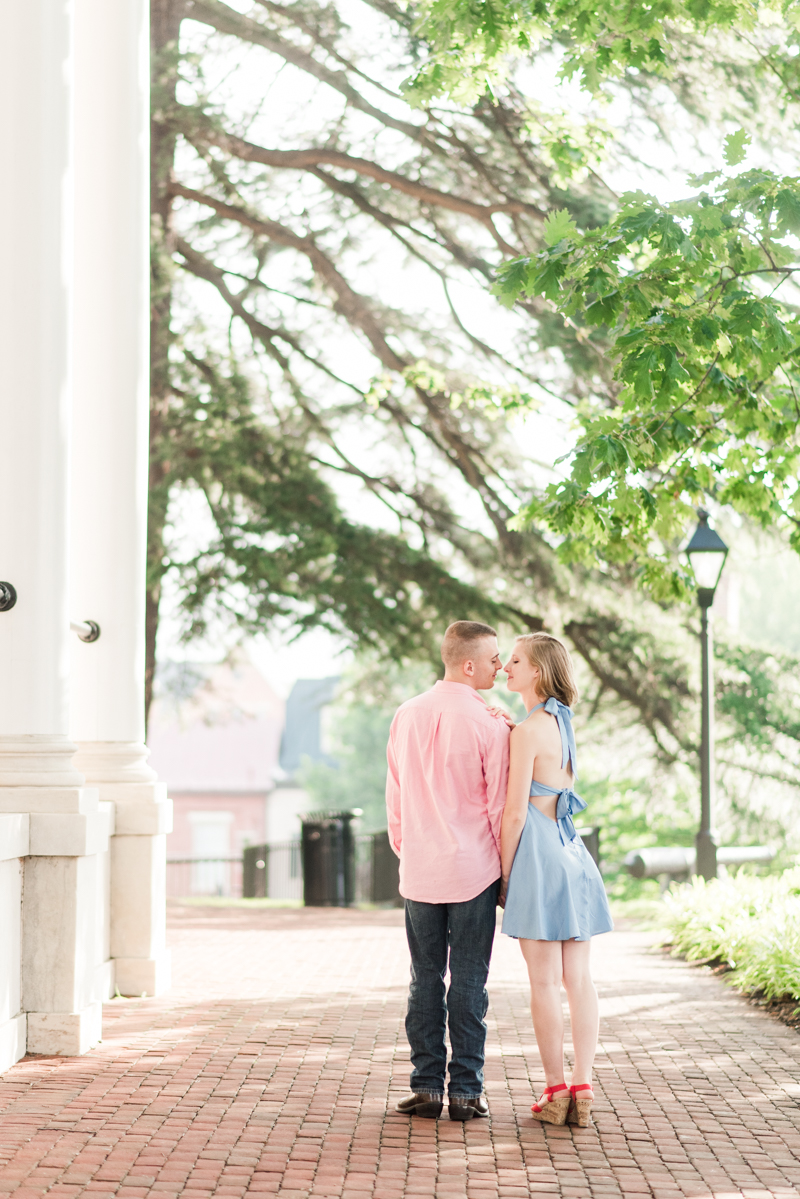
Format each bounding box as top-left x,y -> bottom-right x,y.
404,879 -> 500,1099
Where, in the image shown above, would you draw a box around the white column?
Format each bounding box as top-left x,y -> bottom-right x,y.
0,817 -> 29,1072
0,0 -> 110,1058
0,1 -> 74,747
70,0 -> 171,998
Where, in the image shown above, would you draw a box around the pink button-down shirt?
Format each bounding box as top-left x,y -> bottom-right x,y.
385,681 -> 510,903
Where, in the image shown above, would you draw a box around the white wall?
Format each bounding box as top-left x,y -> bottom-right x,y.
265,787 -> 310,843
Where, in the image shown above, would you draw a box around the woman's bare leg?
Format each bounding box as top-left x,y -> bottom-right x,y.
519,939 -> 566,1088
561,938 -> 598,1087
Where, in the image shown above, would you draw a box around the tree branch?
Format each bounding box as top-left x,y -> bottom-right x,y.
186,0 -> 428,143
172,183 -> 407,369
564,615 -> 695,760
173,185 -> 524,545
184,118 -> 545,224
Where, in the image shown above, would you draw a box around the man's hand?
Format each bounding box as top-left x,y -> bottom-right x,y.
498,879 -> 508,908
486,704 -> 515,730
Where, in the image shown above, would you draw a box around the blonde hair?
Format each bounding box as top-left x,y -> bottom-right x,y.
441,620 -> 497,668
515,633 -> 579,707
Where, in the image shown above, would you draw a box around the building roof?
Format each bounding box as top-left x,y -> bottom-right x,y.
279,676 -> 340,776
147,653 -> 284,792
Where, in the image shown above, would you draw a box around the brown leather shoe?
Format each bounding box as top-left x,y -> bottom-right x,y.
449,1095 -> 489,1121
395,1092 -> 443,1119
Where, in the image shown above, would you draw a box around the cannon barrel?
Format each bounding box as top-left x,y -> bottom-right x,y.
624,845 -> 775,879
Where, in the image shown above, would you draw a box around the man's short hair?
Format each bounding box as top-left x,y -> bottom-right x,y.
440,620 -> 498,669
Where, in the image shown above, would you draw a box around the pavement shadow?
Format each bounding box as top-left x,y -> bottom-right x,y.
167,900 -> 406,932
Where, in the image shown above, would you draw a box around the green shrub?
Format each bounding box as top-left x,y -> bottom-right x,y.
663,869 -> 800,1002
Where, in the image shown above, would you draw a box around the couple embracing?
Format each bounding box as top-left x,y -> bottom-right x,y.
385,621 -> 613,1127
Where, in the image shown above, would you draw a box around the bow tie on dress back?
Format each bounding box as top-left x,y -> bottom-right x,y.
527,697 -> 583,844
527,696 -> 579,778
554,786 -> 587,845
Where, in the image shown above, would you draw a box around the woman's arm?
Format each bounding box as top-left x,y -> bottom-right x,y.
500,723 -> 537,892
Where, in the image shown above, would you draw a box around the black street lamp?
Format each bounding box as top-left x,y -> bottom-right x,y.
685,509 -> 729,881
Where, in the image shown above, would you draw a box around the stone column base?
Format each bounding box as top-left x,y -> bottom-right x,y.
114,950 -> 171,998
96,957 -> 115,1001
74,742 -> 172,1000
0,1012 -> 26,1072
27,1002 -> 102,1056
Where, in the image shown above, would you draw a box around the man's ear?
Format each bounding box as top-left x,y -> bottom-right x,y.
463,659 -> 475,676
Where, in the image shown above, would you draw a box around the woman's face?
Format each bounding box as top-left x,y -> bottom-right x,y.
503,644 -> 540,694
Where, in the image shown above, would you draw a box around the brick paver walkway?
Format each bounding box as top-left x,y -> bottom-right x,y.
2,904 -> 800,1199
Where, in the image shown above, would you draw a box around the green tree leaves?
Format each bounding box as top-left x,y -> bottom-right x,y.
723,128 -> 751,166
406,0 -> 800,106
543,208 -> 579,246
497,170 -> 800,595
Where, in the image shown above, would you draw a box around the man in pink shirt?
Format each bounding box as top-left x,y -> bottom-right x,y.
386,621 -> 511,1121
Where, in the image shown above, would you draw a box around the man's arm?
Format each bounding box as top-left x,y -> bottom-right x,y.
483,719 -> 510,852
385,717 -> 402,857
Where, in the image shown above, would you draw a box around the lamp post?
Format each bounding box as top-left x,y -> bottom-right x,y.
685,509 -> 729,881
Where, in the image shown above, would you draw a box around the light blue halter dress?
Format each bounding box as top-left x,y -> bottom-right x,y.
502,698 -> 613,942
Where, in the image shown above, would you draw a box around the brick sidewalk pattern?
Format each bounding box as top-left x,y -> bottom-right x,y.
2,904 -> 800,1199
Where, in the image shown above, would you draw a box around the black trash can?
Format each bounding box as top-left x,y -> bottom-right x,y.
301,812 -> 356,906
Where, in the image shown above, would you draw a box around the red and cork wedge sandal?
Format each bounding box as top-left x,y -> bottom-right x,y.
567,1084 -> 594,1127
530,1083 -> 570,1125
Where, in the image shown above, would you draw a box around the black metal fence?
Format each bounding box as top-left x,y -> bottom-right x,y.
166,857 -> 244,899
167,827 -> 597,903
240,841 -> 303,900
168,830 -> 400,905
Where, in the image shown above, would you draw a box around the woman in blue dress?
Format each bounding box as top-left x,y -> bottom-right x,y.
499,633 -> 612,1127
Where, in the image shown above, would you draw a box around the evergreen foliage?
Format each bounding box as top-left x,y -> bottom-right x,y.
716,639 -> 800,784
148,0 -> 800,823
149,0 -> 613,710
161,355 -> 506,658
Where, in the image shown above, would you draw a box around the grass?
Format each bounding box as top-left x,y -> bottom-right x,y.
662,868 -> 800,1003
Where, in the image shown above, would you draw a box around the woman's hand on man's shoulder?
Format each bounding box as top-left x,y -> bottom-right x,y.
485,705 -> 515,730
